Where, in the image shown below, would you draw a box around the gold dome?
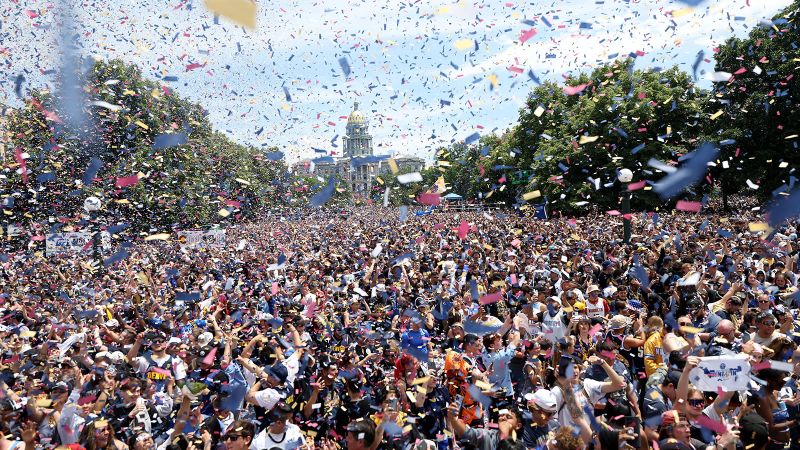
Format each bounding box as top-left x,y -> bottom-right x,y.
347,101 -> 366,125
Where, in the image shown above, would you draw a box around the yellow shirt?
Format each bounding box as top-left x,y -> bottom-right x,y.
643,331 -> 665,377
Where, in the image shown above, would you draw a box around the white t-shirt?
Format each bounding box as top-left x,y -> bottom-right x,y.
752,330 -> 786,347
251,423 -> 307,450
552,379 -> 606,427
252,387 -> 284,410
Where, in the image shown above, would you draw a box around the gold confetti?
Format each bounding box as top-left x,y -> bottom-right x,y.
204,0 -> 257,29
522,190 -> 541,200
671,7 -> 693,18
453,39 -> 474,50
144,233 -> 170,241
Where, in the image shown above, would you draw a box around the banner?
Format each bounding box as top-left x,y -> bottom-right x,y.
688,355 -> 751,392
177,229 -> 226,248
46,231 -> 111,256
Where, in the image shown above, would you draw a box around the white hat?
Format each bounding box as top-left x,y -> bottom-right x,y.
108,351 -> 126,364
105,319 -> 119,328
197,332 -> 214,348
525,389 -> 558,413
168,337 -> 182,345
96,351 -> 126,364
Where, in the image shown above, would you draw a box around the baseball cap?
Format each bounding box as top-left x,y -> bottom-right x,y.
524,389 -> 557,413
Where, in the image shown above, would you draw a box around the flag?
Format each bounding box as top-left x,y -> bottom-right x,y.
533,203 -> 548,219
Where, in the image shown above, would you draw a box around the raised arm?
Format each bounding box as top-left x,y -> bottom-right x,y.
676,356 -> 700,413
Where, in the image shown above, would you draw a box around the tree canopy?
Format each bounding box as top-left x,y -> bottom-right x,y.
428,0 -> 798,216
2,59 -> 287,241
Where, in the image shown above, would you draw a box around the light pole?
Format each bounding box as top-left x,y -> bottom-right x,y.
617,168 -> 633,244
83,196 -> 103,275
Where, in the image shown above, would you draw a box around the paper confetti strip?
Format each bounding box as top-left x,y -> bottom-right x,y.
204,0 -> 257,29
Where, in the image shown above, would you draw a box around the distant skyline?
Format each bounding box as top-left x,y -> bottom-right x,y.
1,0 -> 792,164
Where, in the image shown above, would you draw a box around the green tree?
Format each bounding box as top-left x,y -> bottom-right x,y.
1,59 -> 286,242
508,59 -> 709,214
709,0 -> 799,210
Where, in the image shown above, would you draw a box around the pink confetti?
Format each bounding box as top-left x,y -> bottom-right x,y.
24,10 -> 39,19
751,360 -> 771,371
186,62 -> 206,71
606,210 -> 621,216
600,350 -> 616,360
202,346 -> 217,365
271,282 -> 279,295
458,220 -> 470,240
510,274 -> 517,285
734,67 -> 747,75
115,175 -> 139,188
479,291 -> 503,305
694,415 -> 727,435
14,148 -> 28,184
628,180 -> 646,191
563,83 -> 588,95
675,200 -> 702,213
418,192 -> 441,206
519,28 -> 538,43
588,323 -> 602,337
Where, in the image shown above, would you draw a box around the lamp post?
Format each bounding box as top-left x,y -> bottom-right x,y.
617,168 -> 633,244
83,196 -> 103,275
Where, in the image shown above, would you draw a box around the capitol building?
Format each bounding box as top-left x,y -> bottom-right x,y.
292,101 -> 425,194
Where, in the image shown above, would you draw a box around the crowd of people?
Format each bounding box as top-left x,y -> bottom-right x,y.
0,206 -> 799,450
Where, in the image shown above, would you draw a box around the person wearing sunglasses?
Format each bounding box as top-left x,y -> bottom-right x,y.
754,293 -> 773,313
220,420 -> 254,450
751,312 -> 786,347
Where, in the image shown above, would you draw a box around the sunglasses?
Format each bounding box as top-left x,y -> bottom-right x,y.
223,435 -> 243,441
531,405 -> 554,417
760,321 -> 776,327
678,322 -> 690,326
688,398 -> 704,407
757,300 -> 770,304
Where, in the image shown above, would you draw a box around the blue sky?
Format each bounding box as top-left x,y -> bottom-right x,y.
0,0 -> 792,164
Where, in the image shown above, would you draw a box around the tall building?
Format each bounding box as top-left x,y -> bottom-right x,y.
292,101 -> 425,195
